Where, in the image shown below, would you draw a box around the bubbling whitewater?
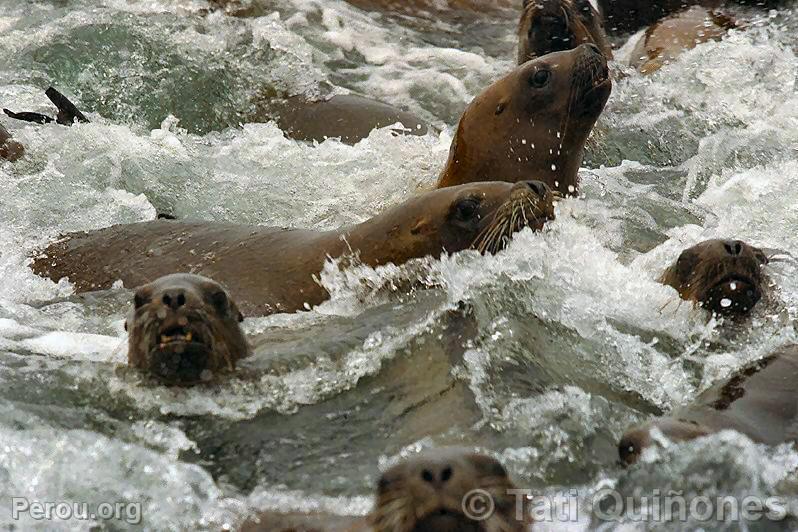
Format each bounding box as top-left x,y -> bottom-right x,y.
1,0 -> 798,530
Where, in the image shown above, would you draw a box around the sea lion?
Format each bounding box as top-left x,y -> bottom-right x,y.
241,447 -> 531,532
125,273 -> 249,385
437,44 -> 611,196
619,345 -> 798,465
518,0 -> 614,64
659,239 -> 768,316
370,447 -> 531,531
262,94 -> 429,145
0,124 -> 24,162
597,0 -> 712,34
597,0 -> 782,35
628,5 -> 739,75
32,180 -> 556,317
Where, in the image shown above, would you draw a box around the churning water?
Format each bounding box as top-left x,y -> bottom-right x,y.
1,0 -> 798,530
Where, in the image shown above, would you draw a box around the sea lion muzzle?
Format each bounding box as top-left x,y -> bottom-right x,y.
126,274 -> 250,385
472,180 -> 556,254
573,43 -> 611,115
370,448 -> 530,532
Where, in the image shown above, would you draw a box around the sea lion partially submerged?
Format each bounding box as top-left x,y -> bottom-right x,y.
518,0 -> 613,64
0,124 -> 24,162
437,44 -> 611,196
628,5 -> 739,75
619,345 -> 798,465
370,447 -> 531,531
659,239 -> 768,316
33,181 -> 555,317
125,273 -> 249,385
242,447 -> 531,531
263,94 -> 429,144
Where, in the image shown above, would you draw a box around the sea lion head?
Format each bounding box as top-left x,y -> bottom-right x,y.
518,0 -> 613,64
660,239 -> 768,316
618,418 -> 712,466
369,447 -> 530,532
364,180 -> 555,265
437,44 -> 611,194
125,273 -> 250,385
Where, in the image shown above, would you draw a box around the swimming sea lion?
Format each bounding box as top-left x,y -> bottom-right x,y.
628,5 -> 739,75
659,239 -> 768,316
263,94 -> 429,144
518,0 -> 613,64
597,0 -> 782,35
0,124 -> 24,162
241,447 -> 531,532
437,44 -> 611,196
32,180 -> 555,317
597,0 -> 708,34
370,447 -> 531,531
125,273 -> 249,385
619,345 -> 798,465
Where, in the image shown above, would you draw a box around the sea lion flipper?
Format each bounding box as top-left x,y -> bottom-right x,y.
45,87 -> 89,125
3,109 -> 55,124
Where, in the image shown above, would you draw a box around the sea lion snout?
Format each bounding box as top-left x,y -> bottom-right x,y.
126,273 -> 249,385
371,448 -> 528,532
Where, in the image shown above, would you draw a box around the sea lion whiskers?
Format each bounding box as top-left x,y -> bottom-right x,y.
472,183 -> 554,254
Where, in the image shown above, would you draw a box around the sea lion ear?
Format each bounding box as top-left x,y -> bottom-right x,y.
124,320 -> 128,332
209,289 -> 230,314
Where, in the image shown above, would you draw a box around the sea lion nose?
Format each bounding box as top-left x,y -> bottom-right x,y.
723,240 -> 744,256
161,290 -> 187,310
522,180 -> 548,196
420,464 -> 454,487
584,43 -> 602,56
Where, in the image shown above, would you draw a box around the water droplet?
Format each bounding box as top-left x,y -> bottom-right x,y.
522,139 -> 527,145
729,282 -> 737,291
551,164 -> 557,171
720,298 -> 732,308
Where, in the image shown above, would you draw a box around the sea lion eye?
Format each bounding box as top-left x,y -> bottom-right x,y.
208,290 -> 229,315
529,69 -> 551,88
134,292 -> 149,310
453,198 -> 480,221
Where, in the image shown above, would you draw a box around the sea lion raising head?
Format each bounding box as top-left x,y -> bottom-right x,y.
659,239 -> 768,316
125,273 -> 250,385
518,0 -> 613,64
437,44 -> 611,196
370,447 -> 531,532
33,181 -> 555,317
619,346 -> 798,465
